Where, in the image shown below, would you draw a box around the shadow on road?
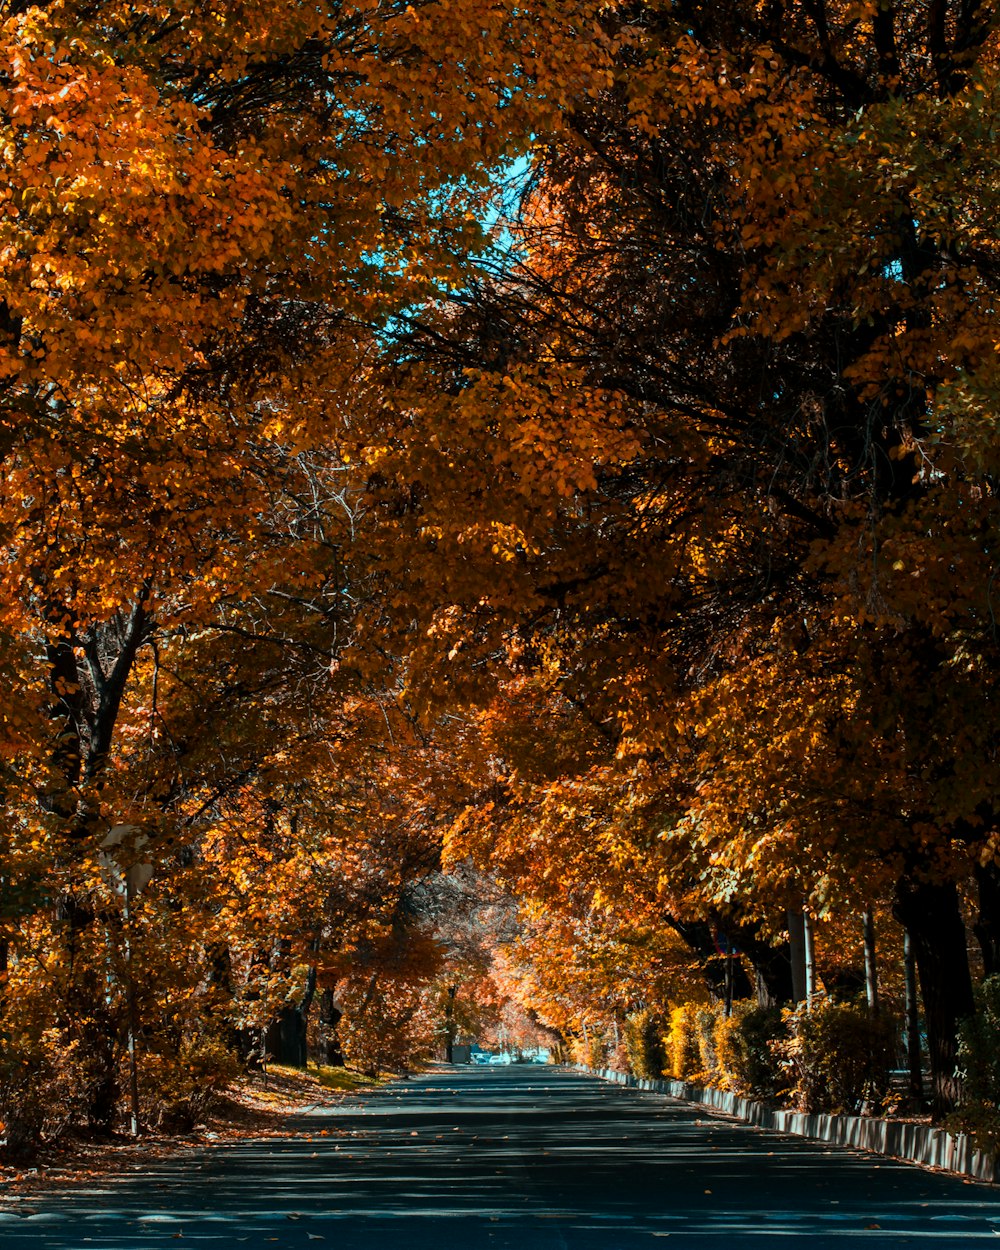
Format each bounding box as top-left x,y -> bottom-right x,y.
1,1067 -> 997,1247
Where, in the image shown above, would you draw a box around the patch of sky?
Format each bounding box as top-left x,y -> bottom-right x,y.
372,150 -> 537,347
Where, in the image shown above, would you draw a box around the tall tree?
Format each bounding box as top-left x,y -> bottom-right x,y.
353,0 -> 1000,1113
0,0 -> 613,1143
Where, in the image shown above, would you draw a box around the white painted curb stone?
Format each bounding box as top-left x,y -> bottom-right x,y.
581,1065 -> 998,1184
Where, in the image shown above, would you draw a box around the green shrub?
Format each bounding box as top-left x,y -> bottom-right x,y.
142,1034 -> 240,1132
948,975 -> 1000,1159
714,1002 -> 786,1099
778,998 -> 896,1113
667,1004 -> 703,1080
607,1036 -> 630,1074
585,1034 -> 605,1070
0,1028 -> 93,1161
624,1008 -> 667,1079
663,999 -> 787,1098
569,1033 -> 606,1069
695,1006 -> 720,1077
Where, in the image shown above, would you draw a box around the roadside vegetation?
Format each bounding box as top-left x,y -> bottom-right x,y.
4,0 -> 1000,1169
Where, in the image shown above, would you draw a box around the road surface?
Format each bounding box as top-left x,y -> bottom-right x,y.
1,1066 -> 998,1247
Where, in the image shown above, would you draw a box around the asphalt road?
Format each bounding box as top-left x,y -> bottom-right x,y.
1,1066 -> 999,1248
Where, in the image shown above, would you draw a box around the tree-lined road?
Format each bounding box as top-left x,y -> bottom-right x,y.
2,1068 -> 997,1248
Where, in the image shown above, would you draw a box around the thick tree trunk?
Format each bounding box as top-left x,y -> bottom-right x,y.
319,988 -> 344,1066
893,876 -> 974,1118
265,965 -> 317,1069
667,913 -> 794,1007
666,917 -> 754,1001
265,1005 -> 309,1068
732,922 -> 795,1007
788,908 -> 807,1003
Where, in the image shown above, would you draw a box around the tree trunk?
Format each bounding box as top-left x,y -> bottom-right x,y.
318,988 -> 344,1066
733,923 -> 795,1007
445,986 -> 456,1063
667,914 -> 794,1007
265,1005 -> 309,1068
893,876 -> 974,1118
666,916 -> 754,1002
265,966 -> 317,1069
863,909 -> 879,1015
81,1006 -> 120,1133
972,860 -> 1000,977
803,909 -> 817,1006
788,908 -> 807,1003
904,930 -> 925,1108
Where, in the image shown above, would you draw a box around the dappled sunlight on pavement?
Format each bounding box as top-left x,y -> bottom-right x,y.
1,1068 -> 998,1247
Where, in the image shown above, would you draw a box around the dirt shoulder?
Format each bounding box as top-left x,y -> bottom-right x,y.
0,1064 -> 393,1201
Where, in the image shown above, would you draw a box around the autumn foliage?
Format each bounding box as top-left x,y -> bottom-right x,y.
3,0 -> 1000,1157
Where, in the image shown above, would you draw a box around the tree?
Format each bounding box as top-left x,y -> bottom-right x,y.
0,0 -> 615,1147
350,0 -> 1000,1113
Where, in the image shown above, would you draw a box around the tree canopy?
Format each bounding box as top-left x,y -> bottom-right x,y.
3,0 -> 1000,1150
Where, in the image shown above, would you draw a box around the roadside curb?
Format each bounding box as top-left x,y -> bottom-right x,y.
579,1065 -> 999,1184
